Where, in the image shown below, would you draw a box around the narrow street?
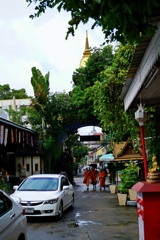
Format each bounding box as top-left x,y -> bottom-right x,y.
27,172 -> 138,240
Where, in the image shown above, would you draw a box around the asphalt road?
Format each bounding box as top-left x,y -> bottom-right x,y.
27,172 -> 139,240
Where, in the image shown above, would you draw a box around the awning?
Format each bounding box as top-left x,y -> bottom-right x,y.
99,153 -> 114,162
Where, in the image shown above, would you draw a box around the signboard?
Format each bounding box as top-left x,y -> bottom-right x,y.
80,135 -> 100,142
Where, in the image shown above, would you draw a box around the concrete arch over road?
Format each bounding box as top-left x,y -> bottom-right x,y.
61,119 -> 101,141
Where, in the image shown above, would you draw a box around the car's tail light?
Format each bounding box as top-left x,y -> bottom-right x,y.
22,208 -> 26,215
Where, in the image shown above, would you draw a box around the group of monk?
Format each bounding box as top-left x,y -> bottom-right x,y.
83,167 -> 106,190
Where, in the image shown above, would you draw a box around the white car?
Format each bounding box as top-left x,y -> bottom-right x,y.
0,190 -> 27,240
10,174 -> 74,219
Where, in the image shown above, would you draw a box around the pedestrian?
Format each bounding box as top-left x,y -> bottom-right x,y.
99,169 -> 106,190
90,167 -> 97,189
83,167 -> 91,190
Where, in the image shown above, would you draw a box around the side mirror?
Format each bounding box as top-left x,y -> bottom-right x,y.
10,196 -> 21,204
63,186 -> 69,190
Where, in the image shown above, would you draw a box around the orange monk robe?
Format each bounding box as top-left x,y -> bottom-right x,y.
90,169 -> 97,185
83,169 -> 91,187
99,171 -> 106,187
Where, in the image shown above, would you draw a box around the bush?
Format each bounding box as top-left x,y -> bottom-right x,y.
118,161 -> 140,194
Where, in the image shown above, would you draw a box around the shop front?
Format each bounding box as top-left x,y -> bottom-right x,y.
0,118 -> 44,189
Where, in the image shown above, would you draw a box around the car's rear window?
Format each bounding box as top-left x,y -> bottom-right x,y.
18,178 -> 58,191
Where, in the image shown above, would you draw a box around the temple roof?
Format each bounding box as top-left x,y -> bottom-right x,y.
80,30 -> 91,67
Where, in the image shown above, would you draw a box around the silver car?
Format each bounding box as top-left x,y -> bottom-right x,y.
0,190 -> 27,240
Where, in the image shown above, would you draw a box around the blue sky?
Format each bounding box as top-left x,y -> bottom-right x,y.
0,0 -> 105,97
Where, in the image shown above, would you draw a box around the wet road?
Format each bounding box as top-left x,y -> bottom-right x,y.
27,173 -> 139,240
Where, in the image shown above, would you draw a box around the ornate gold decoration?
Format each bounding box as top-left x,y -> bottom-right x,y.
147,155 -> 160,183
80,30 -> 91,68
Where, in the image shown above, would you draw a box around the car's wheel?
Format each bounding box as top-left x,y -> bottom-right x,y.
17,234 -> 25,240
57,201 -> 63,220
70,195 -> 74,209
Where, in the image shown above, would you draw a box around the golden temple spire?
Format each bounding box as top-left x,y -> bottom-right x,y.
80,30 -> 91,68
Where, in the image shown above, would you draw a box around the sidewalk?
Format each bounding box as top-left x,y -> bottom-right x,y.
73,173 -> 139,240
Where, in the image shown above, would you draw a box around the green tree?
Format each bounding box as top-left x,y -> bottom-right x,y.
73,143 -> 88,163
0,84 -> 30,99
71,45 -> 114,122
118,161 -> 140,194
30,67 -> 63,173
49,91 -> 78,130
29,67 -> 79,181
6,107 -> 27,126
71,43 -> 138,142
72,45 -> 114,89
93,43 -> 138,142
26,0 -> 159,44
144,107 -> 160,168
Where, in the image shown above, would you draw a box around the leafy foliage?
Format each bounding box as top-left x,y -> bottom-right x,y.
144,107 -> 160,169
6,107 -> 27,126
0,84 -> 30,99
26,0 -> 159,44
118,161 -> 140,194
72,43 -> 139,143
72,144 -> 88,162
93,43 -> 139,142
71,45 -> 115,122
49,92 -> 77,129
72,45 -> 114,89
30,67 -> 49,116
29,68 -> 80,180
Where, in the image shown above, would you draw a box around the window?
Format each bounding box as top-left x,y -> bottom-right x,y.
18,178 -> 58,191
61,177 -> 69,190
0,192 -> 12,217
26,164 -> 30,172
35,164 -> 38,171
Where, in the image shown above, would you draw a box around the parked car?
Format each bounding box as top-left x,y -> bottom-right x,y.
10,174 -> 74,219
0,189 -> 27,240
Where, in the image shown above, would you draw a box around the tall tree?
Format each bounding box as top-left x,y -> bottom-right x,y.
71,44 -> 114,122
72,45 -> 114,89
29,68 -> 79,181
30,67 -> 63,173
93,44 -> 138,142
26,0 -> 159,43
0,84 -> 30,99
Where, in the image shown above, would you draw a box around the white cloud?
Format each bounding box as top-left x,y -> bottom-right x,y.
0,0 -> 105,96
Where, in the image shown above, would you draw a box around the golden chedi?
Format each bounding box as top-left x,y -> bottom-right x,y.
147,155 -> 160,183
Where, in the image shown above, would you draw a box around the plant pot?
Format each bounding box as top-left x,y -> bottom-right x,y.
128,189 -> 137,201
109,184 -> 116,193
117,193 -> 127,205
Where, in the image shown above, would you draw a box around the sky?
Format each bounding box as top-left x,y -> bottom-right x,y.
0,1 -> 105,97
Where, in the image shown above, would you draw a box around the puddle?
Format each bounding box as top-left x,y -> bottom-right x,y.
75,210 -> 98,217
78,220 -> 101,226
75,212 -> 81,217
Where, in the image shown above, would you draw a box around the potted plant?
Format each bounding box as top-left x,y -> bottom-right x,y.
117,161 -> 140,205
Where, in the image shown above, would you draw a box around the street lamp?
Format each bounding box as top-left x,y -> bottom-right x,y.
135,103 -> 148,180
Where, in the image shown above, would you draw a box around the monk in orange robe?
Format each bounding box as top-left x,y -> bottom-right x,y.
83,168 -> 91,190
99,169 -> 106,190
90,167 -> 97,189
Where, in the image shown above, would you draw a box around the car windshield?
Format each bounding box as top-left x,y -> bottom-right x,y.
18,177 -> 59,191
